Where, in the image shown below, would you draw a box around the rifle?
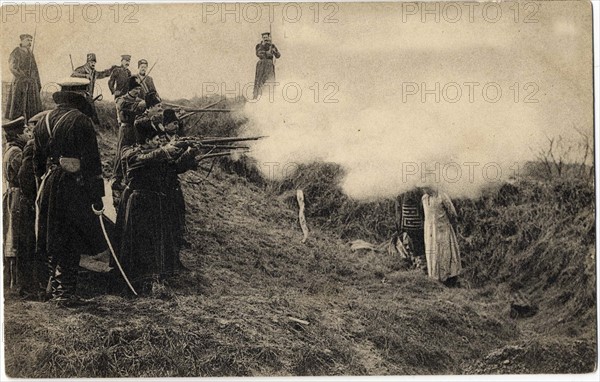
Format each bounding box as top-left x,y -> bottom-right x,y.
170,135 -> 264,156
197,150 -> 250,161
171,108 -> 232,113
139,59 -> 157,85
270,23 -> 276,65
69,54 -> 74,71
187,143 -> 250,151
173,135 -> 261,149
22,26 -> 37,120
201,136 -> 266,145
174,135 -> 265,145
174,99 -> 227,120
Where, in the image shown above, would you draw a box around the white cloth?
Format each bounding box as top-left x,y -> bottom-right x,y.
422,192 -> 462,281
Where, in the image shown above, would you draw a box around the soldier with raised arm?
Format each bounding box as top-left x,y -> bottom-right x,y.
108,54 -> 132,100
71,53 -> 117,124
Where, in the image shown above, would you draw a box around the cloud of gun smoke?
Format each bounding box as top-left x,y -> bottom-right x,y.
239,74 -> 571,200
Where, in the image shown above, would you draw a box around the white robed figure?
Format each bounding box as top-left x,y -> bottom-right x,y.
422,188 -> 462,283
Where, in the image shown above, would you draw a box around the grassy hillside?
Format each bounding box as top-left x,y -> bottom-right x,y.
3,98 -> 596,377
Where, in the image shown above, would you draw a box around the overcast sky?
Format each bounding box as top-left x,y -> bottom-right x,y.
1,1 -> 593,196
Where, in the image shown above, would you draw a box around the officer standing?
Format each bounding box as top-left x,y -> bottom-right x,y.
33,78 -> 107,306
108,54 -> 132,100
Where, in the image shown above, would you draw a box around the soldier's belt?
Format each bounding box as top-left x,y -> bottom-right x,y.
59,157 -> 81,173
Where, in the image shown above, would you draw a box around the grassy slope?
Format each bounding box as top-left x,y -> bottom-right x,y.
3,164 -> 520,377
3,100 -> 597,377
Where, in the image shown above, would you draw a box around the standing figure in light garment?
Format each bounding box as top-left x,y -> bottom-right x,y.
422,187 -> 462,286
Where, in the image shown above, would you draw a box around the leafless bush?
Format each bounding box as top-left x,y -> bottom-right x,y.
530,128 -> 594,181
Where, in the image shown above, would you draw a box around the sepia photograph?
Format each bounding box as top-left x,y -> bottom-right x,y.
0,0 -> 597,379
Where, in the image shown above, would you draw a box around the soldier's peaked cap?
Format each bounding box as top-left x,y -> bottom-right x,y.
53,78 -> 89,105
121,54 -> 131,60
261,32 -> 271,37
59,78 -> 90,93
138,59 -> 148,67
20,34 -> 33,40
87,53 -> 97,62
2,116 -> 26,133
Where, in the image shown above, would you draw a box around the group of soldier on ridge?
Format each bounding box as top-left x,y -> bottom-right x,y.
2,30 -> 462,304
2,31 -> 281,306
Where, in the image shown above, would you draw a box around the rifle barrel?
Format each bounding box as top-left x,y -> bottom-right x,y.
201,145 -> 250,150
183,108 -> 232,113
201,136 -> 266,145
163,99 -> 225,112
199,150 -> 249,160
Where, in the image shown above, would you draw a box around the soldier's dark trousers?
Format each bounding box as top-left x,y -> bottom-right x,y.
17,200 -> 43,296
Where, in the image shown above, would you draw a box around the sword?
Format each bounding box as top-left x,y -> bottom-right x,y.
92,205 -> 138,295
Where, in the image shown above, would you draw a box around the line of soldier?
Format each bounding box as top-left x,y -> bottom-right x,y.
5,31 -> 278,123
3,31 -> 278,305
2,75 -> 201,306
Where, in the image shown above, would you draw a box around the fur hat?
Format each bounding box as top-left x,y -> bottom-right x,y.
135,119 -> 161,143
162,109 -> 179,126
144,92 -> 161,109
128,76 -> 141,91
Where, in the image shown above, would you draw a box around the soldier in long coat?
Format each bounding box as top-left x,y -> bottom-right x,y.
116,118 -> 182,293
71,53 -> 116,125
253,32 -> 281,99
111,78 -> 153,206
33,78 -> 107,306
5,34 -> 43,120
3,116 -> 28,289
18,111 -> 49,299
161,110 -> 198,268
